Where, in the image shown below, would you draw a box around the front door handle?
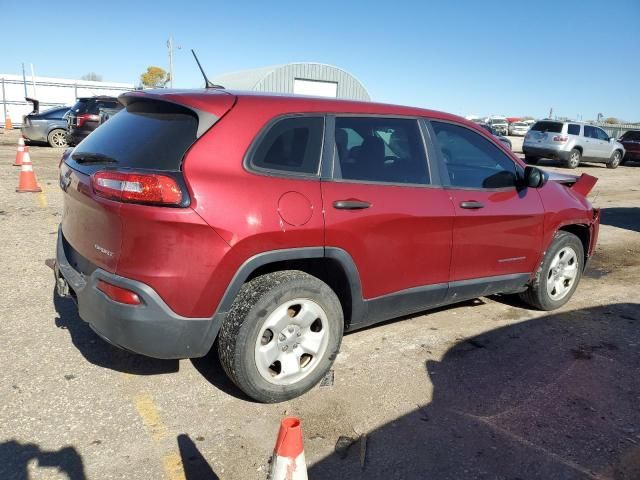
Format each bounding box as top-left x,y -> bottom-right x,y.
333,199 -> 371,210
460,201 -> 485,209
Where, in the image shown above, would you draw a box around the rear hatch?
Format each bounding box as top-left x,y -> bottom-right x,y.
60,92 -> 235,274
526,121 -> 564,145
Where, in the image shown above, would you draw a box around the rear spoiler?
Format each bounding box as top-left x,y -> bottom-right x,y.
26,97 -> 39,114
545,171 -> 597,197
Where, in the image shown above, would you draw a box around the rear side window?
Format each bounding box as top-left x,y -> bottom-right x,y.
334,117 -> 429,185
250,116 -> 324,175
531,121 -> 563,133
70,100 -> 197,171
567,124 -> 581,135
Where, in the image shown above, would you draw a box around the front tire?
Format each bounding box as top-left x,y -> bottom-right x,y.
47,129 -> 68,148
519,231 -> 584,311
566,149 -> 581,169
607,150 -> 622,169
218,271 -> 344,403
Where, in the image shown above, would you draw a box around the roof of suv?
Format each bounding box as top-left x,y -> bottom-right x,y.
121,88 -> 469,127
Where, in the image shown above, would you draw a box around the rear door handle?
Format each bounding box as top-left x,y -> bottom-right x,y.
333,200 -> 371,210
460,201 -> 485,209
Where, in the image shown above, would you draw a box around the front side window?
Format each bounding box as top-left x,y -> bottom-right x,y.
594,128 -> 609,141
431,121 -> 517,189
250,116 -> 324,175
334,117 -> 429,185
567,124 -> 581,136
584,126 -> 596,139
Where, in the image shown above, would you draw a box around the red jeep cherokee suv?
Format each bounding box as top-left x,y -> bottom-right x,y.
55,89 -> 600,402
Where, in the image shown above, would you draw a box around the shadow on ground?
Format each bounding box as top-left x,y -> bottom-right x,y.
178,434 -> 219,480
53,290 -> 179,375
310,303 -> 640,480
601,207 -> 640,233
0,440 -> 86,480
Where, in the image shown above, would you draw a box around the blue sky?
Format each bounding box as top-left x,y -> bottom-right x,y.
2,0 -> 639,121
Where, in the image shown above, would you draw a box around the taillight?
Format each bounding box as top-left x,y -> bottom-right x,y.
76,113 -> 100,127
552,135 -> 568,142
97,279 -> 141,305
91,170 -> 184,206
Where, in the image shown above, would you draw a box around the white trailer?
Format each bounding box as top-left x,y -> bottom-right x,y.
1,74 -> 134,127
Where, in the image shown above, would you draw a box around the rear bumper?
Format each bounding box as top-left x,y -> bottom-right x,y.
20,125 -> 46,142
55,228 -> 222,359
66,128 -> 91,146
522,145 -> 571,161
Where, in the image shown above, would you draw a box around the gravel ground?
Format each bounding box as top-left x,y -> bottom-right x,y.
0,128 -> 639,480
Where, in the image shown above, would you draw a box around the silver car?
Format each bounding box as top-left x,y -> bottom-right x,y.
21,106 -> 71,147
523,120 -> 625,169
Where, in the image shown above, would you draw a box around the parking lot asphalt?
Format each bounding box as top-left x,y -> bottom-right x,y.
1,128 -> 639,480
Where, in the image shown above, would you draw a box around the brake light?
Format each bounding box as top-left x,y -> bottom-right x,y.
553,135 -> 568,143
97,279 -> 141,305
76,113 -> 100,127
91,171 -> 184,206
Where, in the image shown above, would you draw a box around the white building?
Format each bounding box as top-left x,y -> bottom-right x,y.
1,74 -> 134,127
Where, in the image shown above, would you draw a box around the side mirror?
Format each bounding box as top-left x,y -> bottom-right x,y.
523,166 -> 547,188
609,137 -> 615,143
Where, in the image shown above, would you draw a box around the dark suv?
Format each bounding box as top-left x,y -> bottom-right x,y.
66,96 -> 122,146
55,90 -> 600,402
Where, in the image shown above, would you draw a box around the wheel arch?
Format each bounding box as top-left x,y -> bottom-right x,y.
216,247 -> 365,330
558,223 -> 590,268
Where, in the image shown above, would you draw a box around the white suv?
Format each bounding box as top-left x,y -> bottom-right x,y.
523,120 -> 625,169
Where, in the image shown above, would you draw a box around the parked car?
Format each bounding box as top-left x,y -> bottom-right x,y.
66,96 -> 122,146
55,90 -> 600,402
486,117 -> 509,136
475,121 -> 512,150
21,105 -> 71,147
619,130 -> 640,163
523,120 -> 625,169
509,122 -> 530,136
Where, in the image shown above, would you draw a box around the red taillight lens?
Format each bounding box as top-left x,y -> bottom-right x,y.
553,135 -> 568,142
97,279 -> 141,305
91,171 -> 183,206
76,113 -> 100,127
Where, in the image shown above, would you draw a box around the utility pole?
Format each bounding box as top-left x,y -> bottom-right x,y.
21,63 -> 28,98
167,37 -> 174,88
30,63 -> 37,98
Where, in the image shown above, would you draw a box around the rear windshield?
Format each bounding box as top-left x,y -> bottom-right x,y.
70,100 -> 198,172
71,98 -> 119,115
531,121 -> 563,133
621,130 -> 640,141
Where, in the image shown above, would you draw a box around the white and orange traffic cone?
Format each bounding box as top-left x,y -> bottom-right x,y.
13,137 -> 26,166
16,149 -> 42,193
269,417 -> 307,480
4,112 -> 12,129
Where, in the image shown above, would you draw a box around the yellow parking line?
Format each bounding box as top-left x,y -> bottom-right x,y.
36,184 -> 48,208
133,393 -> 168,442
132,393 -> 187,480
162,452 -> 187,480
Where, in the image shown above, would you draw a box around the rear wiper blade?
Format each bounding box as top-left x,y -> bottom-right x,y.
71,152 -> 118,164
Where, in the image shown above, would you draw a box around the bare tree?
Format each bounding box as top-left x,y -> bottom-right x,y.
81,72 -> 103,82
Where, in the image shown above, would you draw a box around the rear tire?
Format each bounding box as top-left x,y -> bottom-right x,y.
218,270 -> 344,403
566,149 -> 581,169
519,231 -> 584,311
606,150 -> 622,169
524,156 -> 539,165
47,129 -> 68,148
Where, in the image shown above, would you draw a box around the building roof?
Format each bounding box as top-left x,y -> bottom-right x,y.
212,63 -> 370,101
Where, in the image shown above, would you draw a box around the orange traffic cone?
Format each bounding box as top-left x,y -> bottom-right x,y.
14,137 -> 26,166
269,417 -> 307,480
16,149 -> 42,193
4,113 -> 12,129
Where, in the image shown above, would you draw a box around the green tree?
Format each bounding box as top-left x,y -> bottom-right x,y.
140,66 -> 168,88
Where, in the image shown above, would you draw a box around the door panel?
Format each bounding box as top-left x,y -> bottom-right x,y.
448,188 -> 544,279
429,120 -> 545,282
322,181 -> 454,298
